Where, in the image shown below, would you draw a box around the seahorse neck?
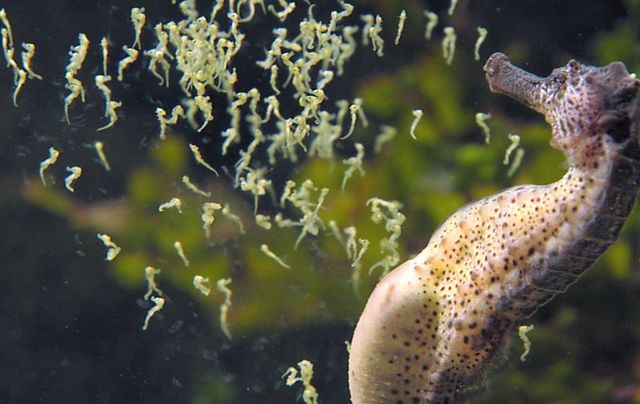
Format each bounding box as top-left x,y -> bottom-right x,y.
502,132 -> 640,318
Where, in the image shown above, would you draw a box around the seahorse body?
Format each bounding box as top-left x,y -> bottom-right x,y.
348,53 -> 640,404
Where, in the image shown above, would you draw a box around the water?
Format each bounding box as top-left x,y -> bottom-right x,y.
1,1 -> 639,403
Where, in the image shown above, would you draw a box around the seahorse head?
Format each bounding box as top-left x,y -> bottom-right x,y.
484,52 -> 639,164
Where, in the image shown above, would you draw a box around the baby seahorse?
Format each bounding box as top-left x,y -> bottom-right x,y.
348,52 -> 640,404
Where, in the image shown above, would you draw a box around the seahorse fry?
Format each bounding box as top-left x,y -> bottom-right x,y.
348,52 -> 640,403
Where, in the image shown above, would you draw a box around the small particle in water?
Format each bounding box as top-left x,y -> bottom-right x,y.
156,106 -> 185,140
475,112 -> 492,144
448,0 -> 459,15
143,266 -> 163,300
21,42 -> 43,80
423,11 -> 438,40
503,133 -> 521,165
362,14 -> 384,57
342,143 -> 365,191
97,100 -> 122,131
201,202 -> 223,238
193,275 -> 211,296
100,37 -> 109,76
189,144 -> 219,176
94,141 -> 111,171
518,324 -> 535,361
394,10 -> 407,45
117,46 -> 138,81
283,359 -> 319,404
255,214 -> 272,230
130,7 -> 146,49
350,238 -> 369,269
341,103 -> 360,139
260,244 -> 290,269
142,296 -> 165,331
174,241 -> 189,267
64,166 -> 82,192
507,147 -> 525,178
269,65 -> 280,94
410,109 -> 423,139
182,175 -> 210,197
442,26 -> 457,65
0,8 -> 15,46
97,233 -> 121,261
474,27 -> 488,61
39,147 -> 60,185
158,197 -> 183,213
217,278 -> 233,340
374,125 -> 397,153
222,203 -> 244,234
64,33 -> 90,124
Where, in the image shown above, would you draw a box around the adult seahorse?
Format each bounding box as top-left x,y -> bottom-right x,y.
348,53 -> 640,404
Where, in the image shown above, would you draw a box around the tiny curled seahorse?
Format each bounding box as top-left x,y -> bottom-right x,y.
348,52 -> 640,404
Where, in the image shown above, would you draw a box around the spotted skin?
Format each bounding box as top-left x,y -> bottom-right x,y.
348,53 -> 640,404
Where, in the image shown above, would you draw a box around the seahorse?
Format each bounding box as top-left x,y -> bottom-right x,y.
348,52 -> 640,404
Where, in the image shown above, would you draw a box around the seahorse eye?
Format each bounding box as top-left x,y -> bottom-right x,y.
552,74 -> 565,85
568,59 -> 580,70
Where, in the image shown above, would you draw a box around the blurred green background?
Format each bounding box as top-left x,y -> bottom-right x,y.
2,0 -> 640,403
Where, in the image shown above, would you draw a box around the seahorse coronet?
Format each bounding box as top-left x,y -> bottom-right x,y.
348,53 -> 640,404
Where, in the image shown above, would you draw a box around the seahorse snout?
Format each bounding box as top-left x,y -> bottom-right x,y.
483,52 -> 545,112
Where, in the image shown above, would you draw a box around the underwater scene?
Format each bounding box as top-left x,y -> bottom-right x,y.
2,0 -> 640,403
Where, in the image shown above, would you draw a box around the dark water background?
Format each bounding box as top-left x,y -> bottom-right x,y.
1,1 -> 639,403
